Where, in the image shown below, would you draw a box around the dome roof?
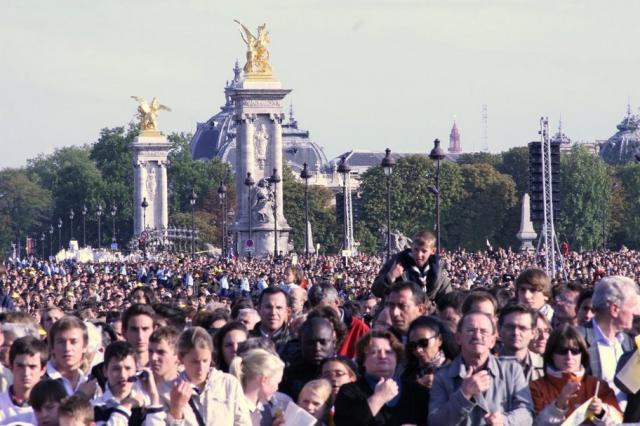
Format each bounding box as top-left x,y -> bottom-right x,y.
600,106 -> 640,165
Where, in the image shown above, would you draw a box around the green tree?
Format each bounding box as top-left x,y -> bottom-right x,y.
557,145 -> 611,250
358,155 -> 464,253
446,163 -> 518,250
457,152 -> 503,168
497,146 -> 529,196
0,169 -> 52,257
282,165 -> 341,254
615,162 -> 640,248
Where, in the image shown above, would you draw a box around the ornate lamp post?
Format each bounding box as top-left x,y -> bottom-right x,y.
300,163 -> 313,257
97,204 -> 103,249
40,232 -> 45,259
269,169 -> 281,257
141,198 -> 148,231
189,189 -> 197,259
244,172 -> 255,257
337,157 -> 351,252
110,204 -> 117,245
217,182 -> 227,257
81,204 -> 87,247
57,217 -> 62,251
428,138 -> 446,254
380,148 -> 395,260
69,208 -> 74,243
48,225 -> 53,257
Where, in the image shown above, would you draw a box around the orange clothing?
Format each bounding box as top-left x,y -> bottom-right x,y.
530,373 -> 620,418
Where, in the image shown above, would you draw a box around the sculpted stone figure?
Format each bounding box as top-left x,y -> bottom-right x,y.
253,178 -> 274,224
234,20 -> 272,75
254,123 -> 269,169
131,96 -> 172,131
378,226 -> 412,256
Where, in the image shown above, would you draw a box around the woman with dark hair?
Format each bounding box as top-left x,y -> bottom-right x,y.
129,286 -> 156,305
213,321 -> 248,372
529,325 -> 622,425
401,315 -> 458,389
334,330 -> 428,426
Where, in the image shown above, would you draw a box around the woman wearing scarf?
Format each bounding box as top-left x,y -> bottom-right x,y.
529,325 -> 622,425
334,330 -> 428,426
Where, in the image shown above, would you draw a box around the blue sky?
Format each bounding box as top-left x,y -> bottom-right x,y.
2,0 -> 639,168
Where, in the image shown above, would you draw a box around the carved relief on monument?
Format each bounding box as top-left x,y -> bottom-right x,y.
253,178 -> 274,224
146,165 -> 157,202
240,99 -> 281,107
254,123 -> 269,170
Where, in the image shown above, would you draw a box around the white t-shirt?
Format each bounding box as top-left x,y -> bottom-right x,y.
0,390 -> 35,425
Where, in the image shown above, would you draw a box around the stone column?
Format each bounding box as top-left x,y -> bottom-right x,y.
159,161 -> 168,229
270,113 -> 284,219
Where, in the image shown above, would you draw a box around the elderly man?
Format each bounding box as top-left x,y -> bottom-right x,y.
577,276 -> 640,411
429,311 -> 533,426
372,230 -> 451,303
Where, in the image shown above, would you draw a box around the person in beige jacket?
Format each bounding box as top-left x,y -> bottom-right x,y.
165,327 -> 251,426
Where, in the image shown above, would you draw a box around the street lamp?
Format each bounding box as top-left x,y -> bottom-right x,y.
244,173 -> 255,257
111,204 -> 117,245
380,148 -> 395,260
189,189 -> 197,259
40,232 -> 45,259
300,163 -> 313,257
269,169 -> 281,257
97,204 -> 103,249
217,182 -> 227,257
69,208 -> 74,243
428,138 -> 446,254
141,198 -> 148,231
48,225 -> 53,257
57,217 -> 62,252
81,204 -> 87,247
337,157 -> 351,252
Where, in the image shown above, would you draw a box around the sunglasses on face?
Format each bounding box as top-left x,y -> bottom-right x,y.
554,347 -> 581,356
408,336 -> 438,352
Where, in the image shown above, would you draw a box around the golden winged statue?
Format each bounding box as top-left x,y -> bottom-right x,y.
131,96 -> 172,132
234,19 -> 272,76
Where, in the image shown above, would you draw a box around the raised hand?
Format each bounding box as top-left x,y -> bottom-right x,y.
460,367 -> 492,400
169,380 -> 192,420
373,377 -> 400,404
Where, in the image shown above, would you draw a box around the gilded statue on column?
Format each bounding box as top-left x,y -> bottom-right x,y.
234,20 -> 273,77
131,96 -> 172,133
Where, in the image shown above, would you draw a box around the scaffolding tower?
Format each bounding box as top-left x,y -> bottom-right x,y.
535,117 -> 566,279
343,171 -> 356,255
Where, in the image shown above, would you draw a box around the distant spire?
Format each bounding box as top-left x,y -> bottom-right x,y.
627,98 -> 632,117
288,102 -> 298,128
558,114 -> 563,135
448,118 -> 462,153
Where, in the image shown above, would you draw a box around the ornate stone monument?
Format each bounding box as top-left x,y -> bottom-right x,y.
231,21 -> 291,256
517,193 -> 537,251
130,96 -> 172,237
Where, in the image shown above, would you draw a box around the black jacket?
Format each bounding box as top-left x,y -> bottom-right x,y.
372,250 -> 451,303
334,377 -> 429,426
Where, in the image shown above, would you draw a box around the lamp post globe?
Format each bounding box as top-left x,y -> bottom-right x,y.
380,148 -> 395,260
269,169 -> 281,257
48,225 -> 53,257
189,189 -> 197,259
244,172 -> 255,257
299,163 -> 313,257
428,138 -> 446,254
57,217 -> 63,252
217,182 -> 227,257
69,208 -> 75,242
40,232 -> 45,259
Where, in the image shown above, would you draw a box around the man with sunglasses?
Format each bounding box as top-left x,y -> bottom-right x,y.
497,304 -> 544,382
429,311 -> 533,425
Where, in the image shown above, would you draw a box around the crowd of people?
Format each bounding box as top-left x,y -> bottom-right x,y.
1,229 -> 640,425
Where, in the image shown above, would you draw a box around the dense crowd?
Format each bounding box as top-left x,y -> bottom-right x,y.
0,230 -> 640,425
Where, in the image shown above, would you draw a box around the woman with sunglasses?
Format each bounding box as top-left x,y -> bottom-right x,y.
401,316 -> 458,389
529,325 -> 622,425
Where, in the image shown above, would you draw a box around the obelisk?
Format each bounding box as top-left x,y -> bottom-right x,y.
130,97 -> 171,237
230,21 -> 291,256
517,193 -> 537,251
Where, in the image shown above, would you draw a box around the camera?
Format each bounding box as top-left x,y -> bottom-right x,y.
128,370 -> 149,382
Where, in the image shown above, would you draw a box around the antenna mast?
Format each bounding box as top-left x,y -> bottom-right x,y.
481,104 -> 489,152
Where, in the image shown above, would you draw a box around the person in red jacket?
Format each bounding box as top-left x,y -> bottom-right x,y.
308,283 -> 370,357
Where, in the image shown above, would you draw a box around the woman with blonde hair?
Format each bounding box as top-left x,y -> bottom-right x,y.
230,348 -> 290,426
298,379 -> 333,425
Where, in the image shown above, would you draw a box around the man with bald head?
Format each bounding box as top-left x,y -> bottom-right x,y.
429,311 -> 533,425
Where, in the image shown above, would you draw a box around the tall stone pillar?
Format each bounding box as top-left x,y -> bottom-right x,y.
131,131 -> 171,237
229,80 -> 291,257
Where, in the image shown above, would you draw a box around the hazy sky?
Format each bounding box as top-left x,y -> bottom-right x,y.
2,0 -> 639,169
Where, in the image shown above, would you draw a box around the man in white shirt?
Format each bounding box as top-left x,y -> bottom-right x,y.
577,275 -> 640,412
0,336 -> 48,423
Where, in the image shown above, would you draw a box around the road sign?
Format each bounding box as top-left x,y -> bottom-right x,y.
245,239 -> 255,252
